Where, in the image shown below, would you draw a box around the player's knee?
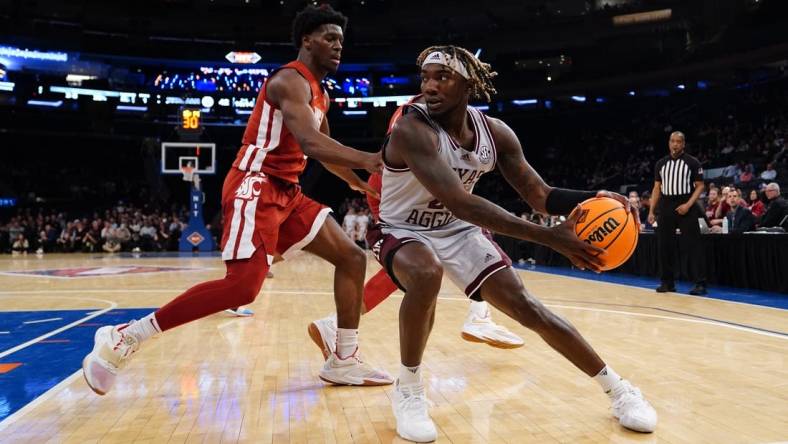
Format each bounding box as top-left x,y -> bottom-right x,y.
225,272 -> 265,305
339,244 -> 367,272
402,260 -> 443,294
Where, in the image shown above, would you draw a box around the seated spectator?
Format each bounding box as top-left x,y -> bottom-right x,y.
628,192 -> 644,229
82,220 -> 102,252
760,182 -> 788,228
102,228 -> 122,253
116,224 -> 132,250
139,219 -> 158,251
11,233 -> 29,255
759,163 -> 777,181
726,189 -> 756,233
705,187 -> 721,220
640,191 -> 652,229
747,189 -> 766,219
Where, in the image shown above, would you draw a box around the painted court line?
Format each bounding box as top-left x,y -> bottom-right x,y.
0,298 -> 117,359
22,317 -> 63,325
0,370 -> 82,432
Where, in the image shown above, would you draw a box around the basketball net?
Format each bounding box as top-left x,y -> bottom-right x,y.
181,164 -> 194,182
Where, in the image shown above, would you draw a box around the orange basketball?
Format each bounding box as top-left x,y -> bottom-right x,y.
573,197 -> 639,271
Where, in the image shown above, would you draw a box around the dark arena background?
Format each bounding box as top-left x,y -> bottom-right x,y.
1,1 -> 787,443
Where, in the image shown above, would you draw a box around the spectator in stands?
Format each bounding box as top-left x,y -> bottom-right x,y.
759,163 -> 777,182
628,192 -> 644,229
760,182 -> 788,228
737,163 -> 754,186
711,189 -> 755,233
640,191 -> 652,229
139,219 -> 158,251
747,189 -> 766,219
705,187 -> 721,220
102,228 -> 121,253
83,220 -> 102,252
116,223 -> 132,250
11,233 -> 29,255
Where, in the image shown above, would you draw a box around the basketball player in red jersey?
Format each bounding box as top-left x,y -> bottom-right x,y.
309,95 -> 525,355
336,46 -> 656,442
82,5 -> 394,396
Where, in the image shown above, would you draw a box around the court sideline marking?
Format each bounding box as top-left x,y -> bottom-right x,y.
0,296 -> 118,359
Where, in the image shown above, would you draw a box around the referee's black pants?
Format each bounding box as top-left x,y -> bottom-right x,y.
656,196 -> 706,285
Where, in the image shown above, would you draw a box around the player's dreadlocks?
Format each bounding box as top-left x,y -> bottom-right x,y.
292,4 -> 348,49
417,45 -> 498,102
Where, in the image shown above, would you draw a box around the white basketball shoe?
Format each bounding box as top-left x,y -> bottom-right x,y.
460,301 -> 524,349
308,314 -> 337,360
319,350 -> 393,386
392,379 -> 437,442
610,380 -> 658,432
82,323 -> 140,395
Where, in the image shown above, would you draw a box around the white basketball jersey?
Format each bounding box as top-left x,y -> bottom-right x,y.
379,103 -> 497,231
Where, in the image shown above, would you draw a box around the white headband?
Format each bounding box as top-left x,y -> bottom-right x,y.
421,51 -> 469,79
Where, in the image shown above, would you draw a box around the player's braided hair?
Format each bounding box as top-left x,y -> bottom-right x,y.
416,45 -> 498,102
292,4 -> 348,49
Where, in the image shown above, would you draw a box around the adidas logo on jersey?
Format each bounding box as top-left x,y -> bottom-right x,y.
461,153 -> 470,161
484,253 -> 495,263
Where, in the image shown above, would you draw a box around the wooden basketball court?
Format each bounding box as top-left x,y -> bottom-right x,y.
1,252 -> 786,443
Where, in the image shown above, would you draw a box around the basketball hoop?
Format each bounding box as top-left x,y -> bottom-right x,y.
181,164 -> 194,182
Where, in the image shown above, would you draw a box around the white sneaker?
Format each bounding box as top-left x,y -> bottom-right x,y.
392,380 -> 437,442
461,301 -> 524,349
610,380 -> 657,432
225,307 -> 254,317
307,314 -> 337,360
319,350 -> 393,386
82,323 -> 140,395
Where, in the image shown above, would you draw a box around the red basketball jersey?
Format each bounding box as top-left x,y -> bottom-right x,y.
366,94 -> 423,220
232,61 -> 329,184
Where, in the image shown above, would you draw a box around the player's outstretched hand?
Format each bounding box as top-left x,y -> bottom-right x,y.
349,180 -> 380,199
363,151 -> 384,174
546,205 -> 606,272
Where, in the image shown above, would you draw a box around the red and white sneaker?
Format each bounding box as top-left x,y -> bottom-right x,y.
82,323 -> 140,395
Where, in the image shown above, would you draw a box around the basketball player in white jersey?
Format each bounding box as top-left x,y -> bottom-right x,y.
373,46 -> 657,442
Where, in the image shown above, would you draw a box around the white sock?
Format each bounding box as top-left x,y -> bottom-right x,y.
468,300 -> 490,318
399,363 -> 422,385
336,328 -> 358,359
593,365 -> 623,395
123,313 -> 161,343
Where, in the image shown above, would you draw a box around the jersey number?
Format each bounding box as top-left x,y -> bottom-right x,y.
427,199 -> 445,210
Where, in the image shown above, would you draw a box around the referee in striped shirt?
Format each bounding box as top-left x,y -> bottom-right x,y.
647,131 -> 707,295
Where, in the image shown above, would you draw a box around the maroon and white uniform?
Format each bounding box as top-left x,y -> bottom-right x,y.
371,103 -> 511,298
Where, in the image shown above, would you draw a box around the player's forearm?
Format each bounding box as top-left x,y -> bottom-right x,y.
449,195 -> 552,244
301,133 -> 371,169
322,162 -> 364,187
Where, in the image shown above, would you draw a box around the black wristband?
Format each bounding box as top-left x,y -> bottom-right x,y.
545,188 -> 597,215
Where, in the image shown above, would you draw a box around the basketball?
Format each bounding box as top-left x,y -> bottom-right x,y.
574,197 -> 639,271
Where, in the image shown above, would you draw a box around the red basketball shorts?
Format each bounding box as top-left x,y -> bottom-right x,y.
220,168 -> 331,263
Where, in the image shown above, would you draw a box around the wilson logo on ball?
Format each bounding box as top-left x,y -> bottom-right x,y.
584,217 -> 621,244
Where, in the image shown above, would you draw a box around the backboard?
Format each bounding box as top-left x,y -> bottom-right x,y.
161,142 -> 216,175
